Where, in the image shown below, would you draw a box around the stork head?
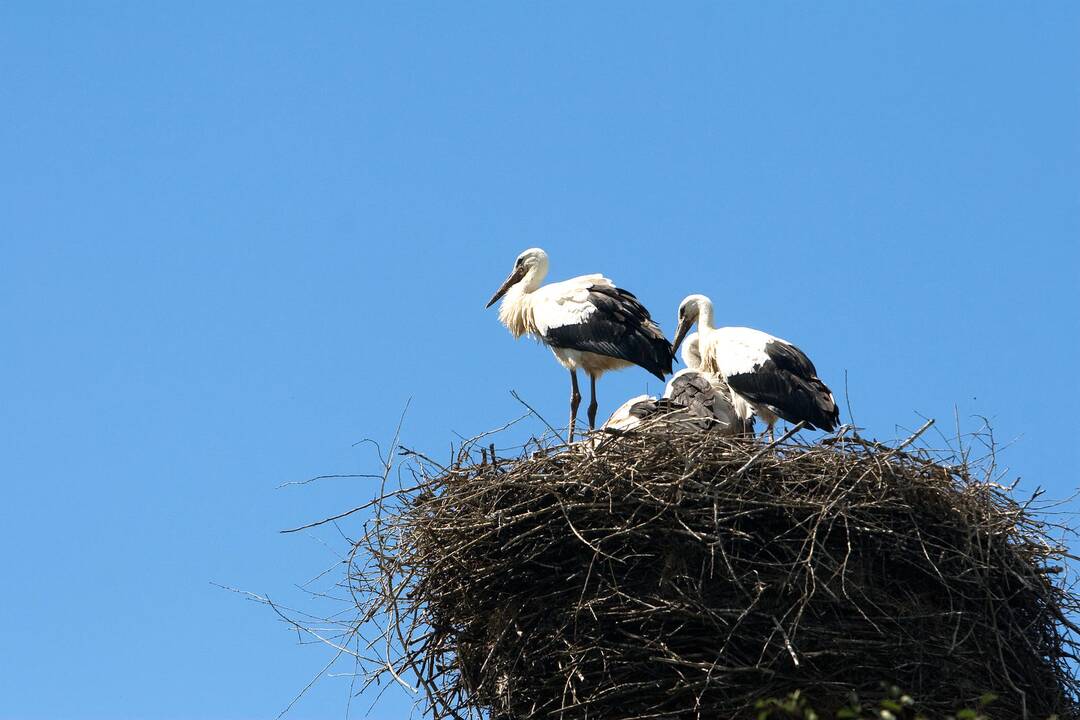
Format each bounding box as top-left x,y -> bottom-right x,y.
485,248 -> 549,308
671,294 -> 712,354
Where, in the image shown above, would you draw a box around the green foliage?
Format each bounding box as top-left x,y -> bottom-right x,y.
755,690 -> 819,720
755,685 -> 1006,720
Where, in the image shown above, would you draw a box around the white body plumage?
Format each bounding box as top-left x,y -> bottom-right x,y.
497,271 -> 633,376
486,248 -> 672,438
671,295 -> 840,435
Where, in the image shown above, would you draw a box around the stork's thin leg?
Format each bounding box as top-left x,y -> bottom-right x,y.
587,374 -> 599,430
568,370 -> 581,442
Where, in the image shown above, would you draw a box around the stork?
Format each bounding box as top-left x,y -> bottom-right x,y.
671,295 -> 840,438
603,332 -> 749,435
485,248 -> 673,440
663,333 -> 753,434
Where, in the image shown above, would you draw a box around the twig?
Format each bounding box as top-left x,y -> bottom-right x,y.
894,418 -> 935,452
735,422 -> 806,475
280,400 -> 410,534
510,389 -> 566,444
277,473 -> 383,489
843,368 -> 857,432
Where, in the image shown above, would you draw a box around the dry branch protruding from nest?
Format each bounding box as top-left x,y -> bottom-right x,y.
347,420 -> 1079,719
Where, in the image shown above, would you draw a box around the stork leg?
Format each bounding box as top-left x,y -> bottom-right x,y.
568,370 -> 581,442
587,373 -> 599,430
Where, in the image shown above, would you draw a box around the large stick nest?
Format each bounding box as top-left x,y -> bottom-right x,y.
348,420 -> 1079,719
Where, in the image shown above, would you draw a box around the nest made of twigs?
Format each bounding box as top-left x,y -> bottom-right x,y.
347,420 -> 1079,719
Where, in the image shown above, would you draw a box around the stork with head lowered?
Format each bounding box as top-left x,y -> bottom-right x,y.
604,332 -> 751,435
671,294 -> 840,438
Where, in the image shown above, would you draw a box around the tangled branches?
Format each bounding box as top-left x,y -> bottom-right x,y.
339,420 -> 1079,719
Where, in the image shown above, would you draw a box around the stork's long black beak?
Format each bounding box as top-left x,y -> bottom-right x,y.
671,318 -> 693,356
485,266 -> 526,308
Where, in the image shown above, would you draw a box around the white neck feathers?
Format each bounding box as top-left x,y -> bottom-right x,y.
696,298 -> 716,331
498,284 -> 535,338
497,263 -> 546,338
681,336 -> 702,369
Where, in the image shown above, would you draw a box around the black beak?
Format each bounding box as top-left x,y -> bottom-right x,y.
671,318 -> 693,356
485,266 -> 527,308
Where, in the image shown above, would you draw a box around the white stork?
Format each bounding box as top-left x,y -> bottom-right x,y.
603,333 -> 750,435
663,333 -> 754,434
671,295 -> 840,438
485,248 -> 673,440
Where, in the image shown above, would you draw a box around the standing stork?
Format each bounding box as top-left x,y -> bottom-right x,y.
485,248 -> 673,440
671,295 -> 840,438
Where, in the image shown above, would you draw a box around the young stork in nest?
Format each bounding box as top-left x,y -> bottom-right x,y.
671,294 -> 840,438
486,248 -> 673,440
603,333 -> 751,435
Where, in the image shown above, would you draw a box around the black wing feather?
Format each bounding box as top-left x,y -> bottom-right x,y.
763,339 -> 819,377
725,340 -> 839,431
666,371 -> 751,434
543,285 -> 673,380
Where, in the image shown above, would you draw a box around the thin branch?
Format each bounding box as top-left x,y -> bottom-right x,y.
510,389 -> 566,444
735,422 -> 806,475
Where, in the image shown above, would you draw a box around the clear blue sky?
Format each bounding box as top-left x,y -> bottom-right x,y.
2,3 -> 1077,719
